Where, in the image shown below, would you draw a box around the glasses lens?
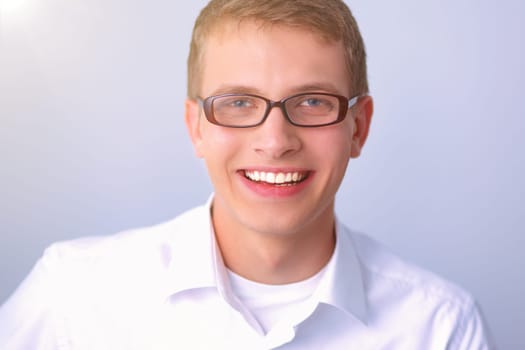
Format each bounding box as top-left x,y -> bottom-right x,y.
212,95 -> 266,127
285,94 -> 341,126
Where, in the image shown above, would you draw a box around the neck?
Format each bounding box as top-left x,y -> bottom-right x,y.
212,202 -> 336,285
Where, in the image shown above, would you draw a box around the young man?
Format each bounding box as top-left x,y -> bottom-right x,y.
0,0 -> 495,349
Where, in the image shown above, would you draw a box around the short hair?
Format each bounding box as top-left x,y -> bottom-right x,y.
187,0 -> 368,99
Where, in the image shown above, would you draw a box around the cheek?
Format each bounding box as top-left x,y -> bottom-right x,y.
311,128 -> 353,160
199,125 -> 243,165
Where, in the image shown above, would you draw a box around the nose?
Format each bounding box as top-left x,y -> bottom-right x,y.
251,105 -> 302,159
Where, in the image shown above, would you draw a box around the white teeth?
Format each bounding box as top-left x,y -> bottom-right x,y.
244,170 -> 306,185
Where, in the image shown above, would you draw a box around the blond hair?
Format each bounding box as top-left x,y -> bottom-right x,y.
187,0 -> 368,99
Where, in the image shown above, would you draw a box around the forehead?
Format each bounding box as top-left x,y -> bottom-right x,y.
199,20 -> 350,97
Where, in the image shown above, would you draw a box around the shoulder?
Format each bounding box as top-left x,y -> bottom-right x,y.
335,226 -> 496,349
43,204 -> 207,265
0,204 -> 210,348
6,203 -> 210,326
37,203 -> 209,293
346,228 -> 473,305
340,228 -> 497,347
339,226 -> 482,338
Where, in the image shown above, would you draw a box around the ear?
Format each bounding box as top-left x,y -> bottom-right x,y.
184,98 -> 205,158
350,95 -> 373,158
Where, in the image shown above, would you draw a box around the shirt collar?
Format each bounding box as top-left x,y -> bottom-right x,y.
313,218 -> 369,325
163,196 -> 368,325
164,195 -> 218,295
163,195 -> 262,332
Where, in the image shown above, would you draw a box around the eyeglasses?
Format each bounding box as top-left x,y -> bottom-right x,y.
197,92 -> 361,128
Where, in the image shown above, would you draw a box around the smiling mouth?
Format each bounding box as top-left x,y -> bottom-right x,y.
243,170 -> 309,186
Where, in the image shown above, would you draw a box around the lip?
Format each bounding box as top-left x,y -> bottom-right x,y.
237,168 -> 314,198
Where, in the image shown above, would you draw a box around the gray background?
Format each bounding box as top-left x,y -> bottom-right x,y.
1,0 -> 523,348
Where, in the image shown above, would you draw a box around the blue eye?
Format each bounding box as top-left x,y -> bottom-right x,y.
297,96 -> 335,111
302,98 -> 323,107
230,99 -> 252,108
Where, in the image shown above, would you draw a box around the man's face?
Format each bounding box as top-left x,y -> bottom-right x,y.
186,21 -> 372,238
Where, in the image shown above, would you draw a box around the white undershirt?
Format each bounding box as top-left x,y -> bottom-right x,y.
227,267 -> 327,334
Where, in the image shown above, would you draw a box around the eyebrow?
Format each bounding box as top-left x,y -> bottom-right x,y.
210,85 -> 261,95
209,82 -> 345,97
290,83 -> 343,95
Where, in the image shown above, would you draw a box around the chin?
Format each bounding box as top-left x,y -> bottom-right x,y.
237,210 -> 316,237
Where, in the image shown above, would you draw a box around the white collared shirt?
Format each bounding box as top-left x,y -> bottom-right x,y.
0,198 -> 495,349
